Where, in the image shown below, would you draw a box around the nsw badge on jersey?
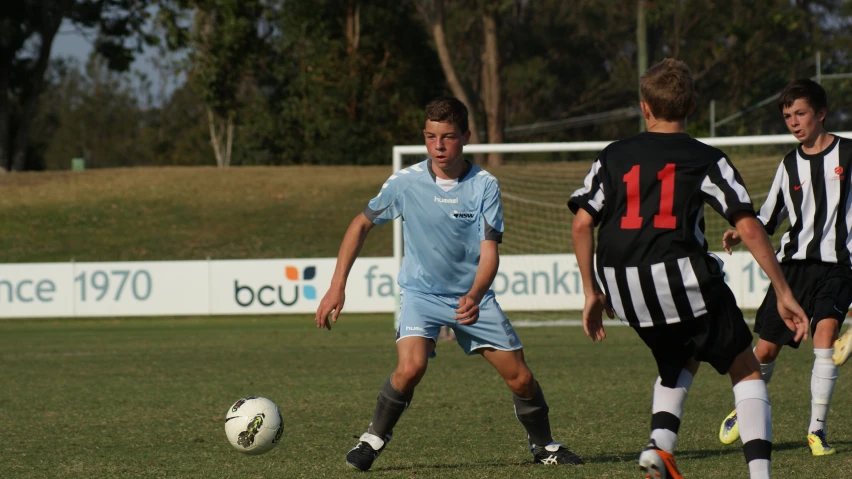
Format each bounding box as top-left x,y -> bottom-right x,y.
449,209 -> 477,222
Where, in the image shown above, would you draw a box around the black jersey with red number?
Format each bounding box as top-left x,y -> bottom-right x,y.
568,132 -> 755,327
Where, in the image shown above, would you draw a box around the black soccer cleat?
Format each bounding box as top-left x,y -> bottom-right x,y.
346,432 -> 391,472
531,442 -> 584,465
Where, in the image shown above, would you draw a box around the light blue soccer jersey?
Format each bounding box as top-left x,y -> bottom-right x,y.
363,158 -> 504,296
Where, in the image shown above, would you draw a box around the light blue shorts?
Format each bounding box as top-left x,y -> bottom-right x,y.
396,289 -> 522,356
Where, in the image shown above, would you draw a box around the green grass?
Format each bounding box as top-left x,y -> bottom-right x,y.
0,167 -> 393,263
1,315 -> 850,478
0,158 -> 785,263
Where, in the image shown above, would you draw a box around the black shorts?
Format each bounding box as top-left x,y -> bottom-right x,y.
634,276 -> 753,387
754,261 -> 852,348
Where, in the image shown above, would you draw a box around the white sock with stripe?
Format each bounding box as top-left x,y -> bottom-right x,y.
809,348 -> 837,434
649,369 -> 693,452
734,379 -> 772,479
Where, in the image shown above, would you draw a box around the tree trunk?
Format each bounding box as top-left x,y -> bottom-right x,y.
345,0 -> 360,121
345,0 -> 361,54
11,10 -> 64,171
672,0 -> 682,59
425,0 -> 482,147
224,114 -> 234,168
207,106 -> 224,167
0,59 -> 9,172
480,11 -> 503,166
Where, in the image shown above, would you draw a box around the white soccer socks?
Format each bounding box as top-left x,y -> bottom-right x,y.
649,369 -> 693,452
733,379 -> 772,479
809,348 -> 838,434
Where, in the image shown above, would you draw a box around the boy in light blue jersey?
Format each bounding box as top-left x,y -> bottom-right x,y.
315,97 -> 583,471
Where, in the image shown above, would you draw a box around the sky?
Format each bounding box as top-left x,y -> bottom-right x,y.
51,19 -> 184,106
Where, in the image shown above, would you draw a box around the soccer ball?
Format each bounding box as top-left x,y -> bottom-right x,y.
225,396 -> 284,455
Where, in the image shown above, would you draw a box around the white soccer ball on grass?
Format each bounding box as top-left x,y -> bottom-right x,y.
225,396 -> 284,455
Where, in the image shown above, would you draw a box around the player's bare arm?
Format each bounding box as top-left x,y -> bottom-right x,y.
731,211 -> 809,342
455,240 -> 499,325
571,208 -> 613,342
315,213 -> 375,330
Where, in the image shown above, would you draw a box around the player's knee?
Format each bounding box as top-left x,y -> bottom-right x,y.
505,367 -> 535,396
814,318 -> 840,344
394,360 -> 428,386
753,342 -> 781,364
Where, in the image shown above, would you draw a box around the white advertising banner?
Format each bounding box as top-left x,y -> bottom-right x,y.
494,254 -> 585,310
72,261 -> 209,317
0,263 -> 75,318
209,257 -> 397,315
0,252 -> 775,318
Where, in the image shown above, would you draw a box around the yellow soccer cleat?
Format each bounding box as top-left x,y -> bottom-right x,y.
719,409 -> 740,445
833,327 -> 852,366
808,430 -> 836,456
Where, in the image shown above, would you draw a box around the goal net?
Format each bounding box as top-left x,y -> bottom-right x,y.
392,133 -> 852,319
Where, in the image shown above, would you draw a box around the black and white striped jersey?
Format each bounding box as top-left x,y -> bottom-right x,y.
568,132 -> 755,327
758,136 -> 852,265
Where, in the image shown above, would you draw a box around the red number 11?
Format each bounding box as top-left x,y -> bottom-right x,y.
620,163 -> 677,230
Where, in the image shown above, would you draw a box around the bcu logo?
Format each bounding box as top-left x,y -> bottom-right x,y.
234,265 -> 317,307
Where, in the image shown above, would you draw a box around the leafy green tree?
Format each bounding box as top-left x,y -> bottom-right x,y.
0,0 -> 157,171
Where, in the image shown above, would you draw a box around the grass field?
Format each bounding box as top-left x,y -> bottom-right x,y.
2,315 -> 851,478
0,158 -> 828,478
0,158 -> 784,263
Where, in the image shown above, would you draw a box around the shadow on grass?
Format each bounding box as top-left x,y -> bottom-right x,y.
374,460 -> 532,472
582,440 -> 852,465
373,440 -> 852,471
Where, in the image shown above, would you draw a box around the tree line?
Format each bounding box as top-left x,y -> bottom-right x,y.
3,0 -> 852,171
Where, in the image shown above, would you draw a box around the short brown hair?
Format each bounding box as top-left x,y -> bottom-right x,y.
424,97 -> 469,133
640,59 -> 695,121
778,79 -> 827,113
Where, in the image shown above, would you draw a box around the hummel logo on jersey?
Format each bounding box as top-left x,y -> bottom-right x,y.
434,196 -> 458,204
452,211 -> 475,219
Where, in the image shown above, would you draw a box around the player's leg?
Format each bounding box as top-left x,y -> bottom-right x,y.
347,336 -> 434,471
727,348 -> 772,479
479,347 -> 583,465
835,323 -> 852,366
346,290 -> 441,471
633,323 -> 695,479
650,357 -> 699,453
803,265 -> 851,455
692,277 -> 770,478
807,317 -> 839,455
454,292 -> 581,465
720,286 -> 787,446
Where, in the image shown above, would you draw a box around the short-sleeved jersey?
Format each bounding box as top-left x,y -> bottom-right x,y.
364,158 -> 503,296
757,136 -> 852,265
568,132 -> 755,327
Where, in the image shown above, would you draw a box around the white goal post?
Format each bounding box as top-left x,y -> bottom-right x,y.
391,132 -> 852,319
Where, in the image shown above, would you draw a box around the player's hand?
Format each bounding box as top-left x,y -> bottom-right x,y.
776,292 -> 809,343
455,294 -> 480,326
315,287 -> 345,330
583,290 -> 613,342
722,229 -> 742,255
